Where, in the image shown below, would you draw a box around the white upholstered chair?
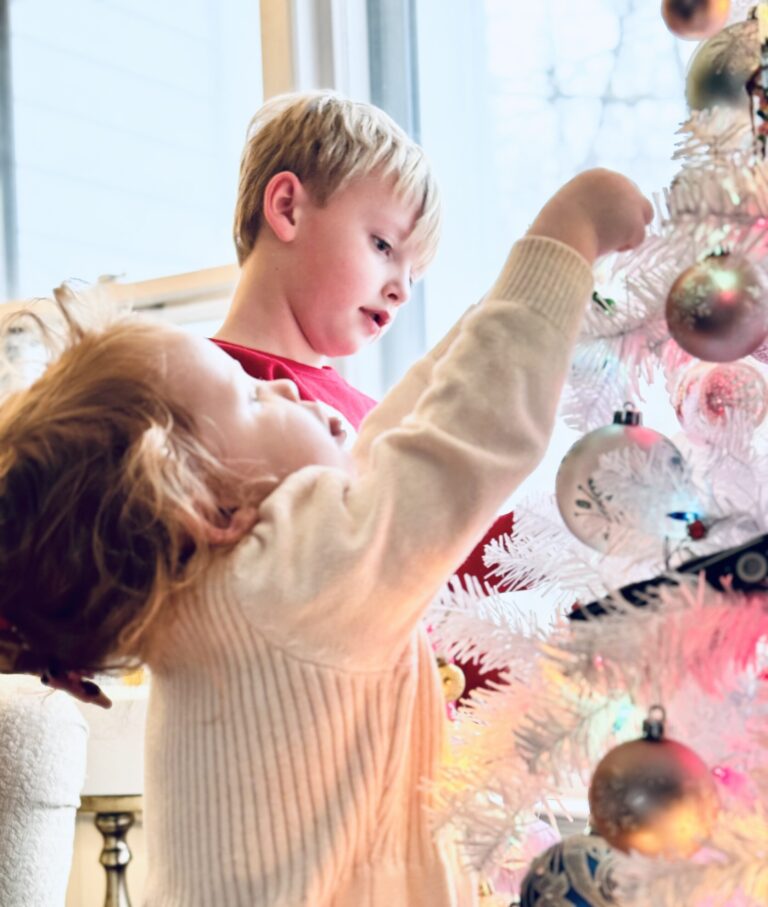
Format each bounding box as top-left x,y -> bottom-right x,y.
0,675 -> 87,906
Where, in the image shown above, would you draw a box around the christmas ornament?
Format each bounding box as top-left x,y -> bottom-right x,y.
588,706 -> 719,858
555,405 -> 685,553
519,834 -> 619,906
673,361 -> 768,442
685,18 -> 758,116
437,658 -> 466,702
665,254 -> 768,362
662,0 -> 731,41
751,336 -> 768,363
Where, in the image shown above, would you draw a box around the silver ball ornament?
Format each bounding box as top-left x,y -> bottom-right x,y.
555,407 -> 685,553
662,0 -> 731,41
685,18 -> 758,116
589,708 -> 719,858
520,834 -> 620,907
665,255 -> 768,362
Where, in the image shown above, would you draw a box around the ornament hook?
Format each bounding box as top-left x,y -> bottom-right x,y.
642,704 -> 667,740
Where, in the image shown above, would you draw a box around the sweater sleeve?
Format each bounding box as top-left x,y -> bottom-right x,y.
229,237 -> 593,669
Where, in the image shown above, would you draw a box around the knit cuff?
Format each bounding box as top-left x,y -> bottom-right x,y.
487,235 -> 594,342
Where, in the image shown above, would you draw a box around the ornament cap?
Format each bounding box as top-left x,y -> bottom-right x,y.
642,704 -> 666,741
612,403 -> 642,426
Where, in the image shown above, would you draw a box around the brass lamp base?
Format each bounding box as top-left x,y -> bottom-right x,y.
79,795 -> 143,907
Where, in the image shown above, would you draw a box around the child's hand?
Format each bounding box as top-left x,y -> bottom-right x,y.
527,168 -> 653,264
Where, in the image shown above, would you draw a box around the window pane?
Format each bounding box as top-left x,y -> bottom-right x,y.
416,0 -> 694,343
413,0 -> 696,505
8,0 -> 262,298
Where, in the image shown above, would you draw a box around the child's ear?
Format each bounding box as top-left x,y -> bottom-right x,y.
204,506 -> 259,546
263,171 -> 307,242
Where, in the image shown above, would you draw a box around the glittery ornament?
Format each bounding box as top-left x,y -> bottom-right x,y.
673,361 -> 768,442
519,834 -> 620,906
665,255 -> 768,362
555,406 -> 685,553
662,0 -> 730,40
686,18 -> 758,116
589,706 -> 719,858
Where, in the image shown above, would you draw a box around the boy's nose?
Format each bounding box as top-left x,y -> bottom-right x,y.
385,274 -> 410,306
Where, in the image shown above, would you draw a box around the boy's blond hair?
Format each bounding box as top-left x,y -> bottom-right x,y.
233,91 -> 441,274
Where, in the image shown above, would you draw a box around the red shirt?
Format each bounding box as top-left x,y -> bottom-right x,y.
213,340 -> 376,431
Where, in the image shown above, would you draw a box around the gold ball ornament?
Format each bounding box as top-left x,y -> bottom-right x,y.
665,254 -> 768,362
438,659 -> 466,702
588,707 -> 719,858
662,0 -> 731,41
685,18 -> 758,116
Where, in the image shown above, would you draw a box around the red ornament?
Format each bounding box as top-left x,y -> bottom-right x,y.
687,519 -> 708,540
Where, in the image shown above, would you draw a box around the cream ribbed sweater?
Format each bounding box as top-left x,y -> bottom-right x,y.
143,237 -> 594,906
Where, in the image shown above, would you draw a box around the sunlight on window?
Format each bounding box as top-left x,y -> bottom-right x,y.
417,0 -> 696,341
483,0 -> 695,238
8,0 -> 261,299
415,0 -> 700,507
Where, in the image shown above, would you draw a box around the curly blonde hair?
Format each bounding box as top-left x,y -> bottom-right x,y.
233,90 -> 441,272
0,296 -> 265,675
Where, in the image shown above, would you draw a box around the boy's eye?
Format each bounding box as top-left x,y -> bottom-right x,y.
372,236 -> 392,255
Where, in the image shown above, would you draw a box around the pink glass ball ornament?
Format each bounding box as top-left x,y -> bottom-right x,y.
555,406 -> 685,553
665,255 -> 768,362
662,0 -> 731,41
674,360 -> 768,441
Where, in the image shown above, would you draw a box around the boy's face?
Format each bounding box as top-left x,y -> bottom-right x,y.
286,174 -> 422,358
166,331 -> 352,483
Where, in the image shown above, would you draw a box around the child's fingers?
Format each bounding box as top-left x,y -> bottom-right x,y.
641,196 -> 654,225
616,217 -> 650,253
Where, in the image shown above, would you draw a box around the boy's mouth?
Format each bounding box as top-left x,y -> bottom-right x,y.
361,307 -> 391,329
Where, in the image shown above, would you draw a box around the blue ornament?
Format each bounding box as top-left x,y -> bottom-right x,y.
519,834 -> 618,907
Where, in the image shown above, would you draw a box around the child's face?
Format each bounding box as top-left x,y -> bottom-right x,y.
286,174 -> 422,358
166,331 -> 352,482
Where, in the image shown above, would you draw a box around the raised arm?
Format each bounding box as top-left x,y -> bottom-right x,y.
235,171 -> 652,667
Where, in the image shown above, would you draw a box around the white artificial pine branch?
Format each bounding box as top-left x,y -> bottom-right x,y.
428,581 -> 546,673
480,496 -> 611,607
617,808 -> 768,907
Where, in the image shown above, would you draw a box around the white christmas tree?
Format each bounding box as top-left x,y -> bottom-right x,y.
431,3 -> 768,904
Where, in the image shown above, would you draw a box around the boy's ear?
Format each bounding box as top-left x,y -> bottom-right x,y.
203,506 -> 259,547
263,171 -> 308,242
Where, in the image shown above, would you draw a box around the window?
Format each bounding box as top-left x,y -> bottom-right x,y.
2,0 -> 261,300
414,0 -> 693,343
408,1 -> 696,508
